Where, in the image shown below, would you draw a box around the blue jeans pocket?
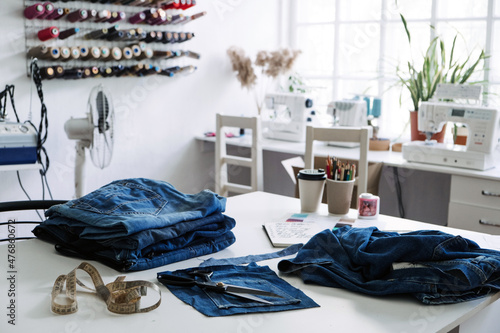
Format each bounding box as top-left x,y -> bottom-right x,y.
203,279 -> 301,309
71,181 -> 167,215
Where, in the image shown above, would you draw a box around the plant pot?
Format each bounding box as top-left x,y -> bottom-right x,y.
410,111 -> 447,142
452,126 -> 468,145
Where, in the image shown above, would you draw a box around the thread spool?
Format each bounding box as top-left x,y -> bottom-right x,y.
129,12 -> 146,24
47,47 -> 60,60
144,31 -> 157,43
95,9 -> 110,22
40,67 -> 55,80
27,45 -> 49,58
129,44 -> 142,58
62,68 -> 83,80
109,11 -> 126,23
39,2 -> 55,19
58,27 -> 79,40
122,47 -> 133,60
70,46 -> 80,60
162,0 -> 180,10
153,50 -> 172,59
87,9 -> 98,21
358,193 -> 380,219
24,3 -> 45,20
89,47 -> 101,60
79,46 -> 89,59
100,46 -> 111,61
85,28 -> 108,40
110,47 -> 123,61
82,67 -> 93,79
67,9 -> 88,23
47,8 -> 64,20
54,65 -> 64,78
137,48 -> 153,60
59,46 -> 71,61
38,26 -> 59,42
162,32 -> 172,44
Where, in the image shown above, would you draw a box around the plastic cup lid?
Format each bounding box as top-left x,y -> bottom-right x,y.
297,168 -> 326,180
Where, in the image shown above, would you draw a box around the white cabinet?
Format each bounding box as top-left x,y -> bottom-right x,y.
448,175 -> 500,234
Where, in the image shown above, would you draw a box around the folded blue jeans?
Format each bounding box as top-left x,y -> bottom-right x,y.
34,217 -> 236,272
33,178 -> 236,271
278,226 -> 500,304
158,263 -> 319,316
43,178 -> 227,239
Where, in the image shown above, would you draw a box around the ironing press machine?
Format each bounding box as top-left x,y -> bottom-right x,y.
261,92 -> 314,142
402,101 -> 500,170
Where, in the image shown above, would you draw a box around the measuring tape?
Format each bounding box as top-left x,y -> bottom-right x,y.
51,262 -> 161,315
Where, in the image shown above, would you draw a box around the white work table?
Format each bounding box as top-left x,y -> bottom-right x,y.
2,192 -> 500,333
196,134 -> 500,181
197,135 -> 500,234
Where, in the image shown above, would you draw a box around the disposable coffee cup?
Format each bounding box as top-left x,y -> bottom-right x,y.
326,178 -> 355,215
298,169 -> 326,213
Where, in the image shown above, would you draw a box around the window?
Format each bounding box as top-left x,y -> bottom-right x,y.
289,0 -> 499,139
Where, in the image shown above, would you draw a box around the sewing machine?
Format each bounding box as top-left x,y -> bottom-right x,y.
327,99 -> 368,127
325,99 -> 369,148
261,92 -> 314,142
402,101 -> 500,170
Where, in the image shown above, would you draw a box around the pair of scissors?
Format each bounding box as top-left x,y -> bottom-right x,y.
157,270 -> 282,305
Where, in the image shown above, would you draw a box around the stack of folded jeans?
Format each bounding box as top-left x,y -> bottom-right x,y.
33,178 -> 236,271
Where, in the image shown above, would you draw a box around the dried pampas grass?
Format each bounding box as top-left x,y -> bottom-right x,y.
259,48 -> 301,78
227,46 -> 257,89
227,46 -> 302,114
227,47 -> 301,86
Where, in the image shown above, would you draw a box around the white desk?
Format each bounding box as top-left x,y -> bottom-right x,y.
196,134 -> 500,180
197,135 -> 500,234
1,192 -> 500,333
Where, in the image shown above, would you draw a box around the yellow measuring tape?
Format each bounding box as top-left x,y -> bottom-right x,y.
51,262 -> 161,315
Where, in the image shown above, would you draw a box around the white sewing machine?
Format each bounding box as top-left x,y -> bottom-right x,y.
402,101 -> 500,170
327,99 -> 367,127
261,92 -> 314,142
326,99 -> 368,148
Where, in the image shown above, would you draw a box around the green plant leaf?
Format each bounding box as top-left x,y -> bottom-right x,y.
400,14 -> 411,44
449,35 -> 457,68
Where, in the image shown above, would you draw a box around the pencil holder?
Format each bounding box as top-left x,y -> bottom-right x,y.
326,178 -> 355,215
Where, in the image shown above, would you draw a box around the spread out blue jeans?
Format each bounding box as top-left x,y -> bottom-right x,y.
33,178 -> 236,271
158,263 -> 319,316
278,226 -> 500,304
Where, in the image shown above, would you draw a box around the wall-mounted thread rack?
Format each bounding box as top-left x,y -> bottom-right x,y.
23,0 -> 206,80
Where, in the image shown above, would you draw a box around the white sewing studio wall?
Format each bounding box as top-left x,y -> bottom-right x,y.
0,1 -> 285,207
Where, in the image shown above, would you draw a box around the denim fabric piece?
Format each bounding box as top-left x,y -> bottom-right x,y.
158,263 -> 319,316
199,243 -> 303,267
43,178 -> 226,239
278,226 -> 500,304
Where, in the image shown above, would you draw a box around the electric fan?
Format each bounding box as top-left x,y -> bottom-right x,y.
64,84 -> 114,198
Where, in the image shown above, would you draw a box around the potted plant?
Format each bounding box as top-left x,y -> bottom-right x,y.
396,14 -> 486,142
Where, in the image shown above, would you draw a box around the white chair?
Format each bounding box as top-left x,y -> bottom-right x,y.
304,125 -> 371,196
215,114 -> 263,196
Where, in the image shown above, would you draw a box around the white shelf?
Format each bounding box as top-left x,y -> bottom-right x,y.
0,163 -> 41,172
